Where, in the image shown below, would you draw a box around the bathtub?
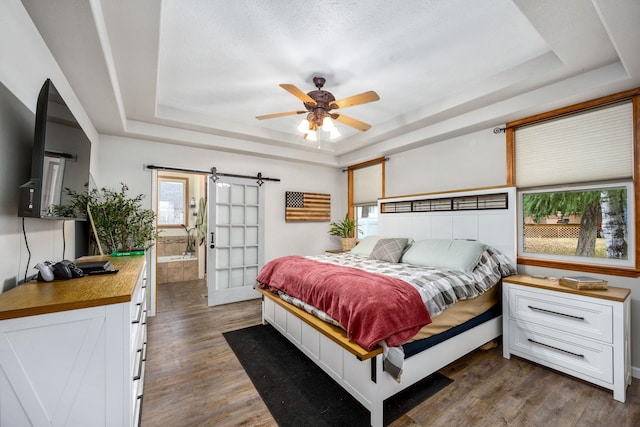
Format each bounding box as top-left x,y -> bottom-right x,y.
157,254 -> 197,262
157,254 -> 198,283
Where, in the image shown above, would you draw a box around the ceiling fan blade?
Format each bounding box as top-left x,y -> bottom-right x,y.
332,91 -> 380,109
333,113 -> 372,131
279,84 -> 316,105
256,110 -> 307,120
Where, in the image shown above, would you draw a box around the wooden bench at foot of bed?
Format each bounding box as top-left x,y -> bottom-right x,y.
256,287 -> 382,360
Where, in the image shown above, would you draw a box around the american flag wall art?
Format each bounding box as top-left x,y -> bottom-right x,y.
285,191 -> 331,222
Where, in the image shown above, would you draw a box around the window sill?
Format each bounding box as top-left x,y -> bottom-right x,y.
517,257 -> 640,278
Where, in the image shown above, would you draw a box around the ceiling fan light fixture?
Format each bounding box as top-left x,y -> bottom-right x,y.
322,117 -> 335,131
306,130 -> 317,141
297,119 -> 310,133
257,78 -> 380,137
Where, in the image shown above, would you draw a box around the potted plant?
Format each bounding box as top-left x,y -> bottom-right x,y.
328,213 -> 359,251
51,183 -> 157,255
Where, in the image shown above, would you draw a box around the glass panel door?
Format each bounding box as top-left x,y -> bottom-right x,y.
207,175 -> 264,306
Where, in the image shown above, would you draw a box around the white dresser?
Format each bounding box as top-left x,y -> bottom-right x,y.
502,275 -> 631,402
0,256 -> 148,426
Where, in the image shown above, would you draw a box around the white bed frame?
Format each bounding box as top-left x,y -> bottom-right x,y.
261,186 -> 517,427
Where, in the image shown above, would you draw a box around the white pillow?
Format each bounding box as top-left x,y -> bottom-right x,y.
400,239 -> 488,272
349,235 -> 384,257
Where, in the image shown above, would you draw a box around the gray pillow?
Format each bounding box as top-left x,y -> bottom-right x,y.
368,238 -> 409,263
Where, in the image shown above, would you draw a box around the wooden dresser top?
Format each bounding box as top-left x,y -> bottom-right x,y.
0,256 -> 145,320
504,274 -> 630,303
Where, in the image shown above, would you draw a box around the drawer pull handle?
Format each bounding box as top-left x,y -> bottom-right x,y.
132,303 -> 143,324
528,305 -> 584,320
134,394 -> 144,427
527,338 -> 585,358
133,348 -> 144,380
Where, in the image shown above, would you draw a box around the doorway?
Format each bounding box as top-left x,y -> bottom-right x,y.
155,171 -> 208,286
151,168 -> 265,313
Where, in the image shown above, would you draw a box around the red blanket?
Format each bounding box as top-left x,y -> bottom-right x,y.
257,256 -> 432,350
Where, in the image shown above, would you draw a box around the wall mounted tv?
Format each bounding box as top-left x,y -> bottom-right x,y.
18,79 -> 91,220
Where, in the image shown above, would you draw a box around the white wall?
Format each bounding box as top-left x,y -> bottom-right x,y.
97,135 -> 345,260
385,128 -> 506,196
0,0 -> 97,290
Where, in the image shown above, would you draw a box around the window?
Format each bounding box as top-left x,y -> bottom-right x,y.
507,89 -> 639,276
355,205 -> 379,238
348,158 -> 385,238
519,182 -> 633,268
158,177 -> 188,227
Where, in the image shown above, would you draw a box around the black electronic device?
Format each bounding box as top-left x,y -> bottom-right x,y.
88,269 -> 119,276
75,260 -> 115,274
18,79 -> 92,220
52,261 -> 73,280
60,260 -> 84,278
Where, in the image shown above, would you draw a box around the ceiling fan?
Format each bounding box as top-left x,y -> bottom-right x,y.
256,77 -> 380,137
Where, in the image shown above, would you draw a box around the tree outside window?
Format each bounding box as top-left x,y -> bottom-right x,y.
521,184 -> 631,266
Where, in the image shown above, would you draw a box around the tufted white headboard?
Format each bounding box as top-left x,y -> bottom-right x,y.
378,186 -> 517,268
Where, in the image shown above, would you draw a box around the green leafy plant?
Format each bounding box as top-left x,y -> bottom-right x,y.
51,183 -> 157,254
328,213 -> 359,238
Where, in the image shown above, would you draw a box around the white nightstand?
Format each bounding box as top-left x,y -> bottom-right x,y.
502,274 -> 631,402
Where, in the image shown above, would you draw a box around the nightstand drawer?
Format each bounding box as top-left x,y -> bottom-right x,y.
507,286 -> 612,343
509,322 -> 613,384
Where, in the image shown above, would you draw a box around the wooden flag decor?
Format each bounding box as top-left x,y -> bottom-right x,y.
285,191 -> 331,222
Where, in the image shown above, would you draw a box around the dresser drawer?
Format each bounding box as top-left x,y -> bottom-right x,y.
506,286 -> 612,343
130,272 -> 147,323
509,322 -> 613,384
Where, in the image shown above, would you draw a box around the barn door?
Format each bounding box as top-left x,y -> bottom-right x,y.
207,175 -> 264,306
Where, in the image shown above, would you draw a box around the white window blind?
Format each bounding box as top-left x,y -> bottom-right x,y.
353,163 -> 382,205
515,102 -> 633,188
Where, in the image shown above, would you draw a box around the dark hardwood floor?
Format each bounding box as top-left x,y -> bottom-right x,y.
142,279 -> 640,426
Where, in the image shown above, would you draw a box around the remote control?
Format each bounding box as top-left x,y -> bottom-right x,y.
34,262 -> 54,282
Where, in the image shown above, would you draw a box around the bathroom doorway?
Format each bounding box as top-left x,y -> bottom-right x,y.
155,171 -> 208,286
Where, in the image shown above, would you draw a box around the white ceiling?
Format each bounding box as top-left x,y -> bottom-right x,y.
20,0 -> 640,167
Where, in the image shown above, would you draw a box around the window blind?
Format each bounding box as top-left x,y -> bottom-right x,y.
353,163 -> 382,205
515,102 -> 633,188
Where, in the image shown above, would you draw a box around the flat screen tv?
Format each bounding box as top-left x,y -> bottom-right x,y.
18,79 -> 91,220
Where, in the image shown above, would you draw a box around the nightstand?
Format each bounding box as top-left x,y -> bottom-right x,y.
325,249 -> 349,254
502,274 -> 631,402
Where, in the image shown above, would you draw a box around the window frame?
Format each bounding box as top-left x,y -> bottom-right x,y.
506,87 -> 640,277
157,176 -> 189,229
347,157 -> 386,236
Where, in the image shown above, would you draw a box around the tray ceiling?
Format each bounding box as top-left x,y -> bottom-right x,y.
20,0 -> 640,166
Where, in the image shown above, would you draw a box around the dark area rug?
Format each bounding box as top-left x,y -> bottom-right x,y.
223,324 -> 452,427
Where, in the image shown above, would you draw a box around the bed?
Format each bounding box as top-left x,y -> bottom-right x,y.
257,187 -> 517,427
